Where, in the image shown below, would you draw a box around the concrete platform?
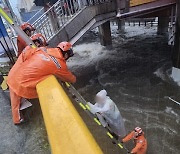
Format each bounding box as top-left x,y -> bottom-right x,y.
0,90 -> 50,154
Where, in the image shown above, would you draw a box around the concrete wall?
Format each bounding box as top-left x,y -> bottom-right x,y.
17,0 -> 34,12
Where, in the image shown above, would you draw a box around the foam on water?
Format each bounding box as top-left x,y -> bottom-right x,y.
111,24 -> 157,38
154,67 -> 166,81
165,107 -> 179,117
67,24 -> 180,154
68,42 -> 107,69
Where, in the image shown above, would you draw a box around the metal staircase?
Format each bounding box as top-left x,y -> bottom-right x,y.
31,0 -> 116,45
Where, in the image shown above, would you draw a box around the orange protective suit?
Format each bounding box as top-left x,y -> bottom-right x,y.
9,88 -> 22,124
17,35 -> 27,56
7,46 -> 76,124
122,131 -> 147,154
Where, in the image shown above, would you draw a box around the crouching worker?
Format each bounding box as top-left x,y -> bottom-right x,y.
122,127 -> 147,154
87,90 -> 126,138
7,34 -> 76,125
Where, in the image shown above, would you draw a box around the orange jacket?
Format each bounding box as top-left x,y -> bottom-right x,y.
122,131 -> 147,154
17,35 -> 27,56
7,46 -> 76,99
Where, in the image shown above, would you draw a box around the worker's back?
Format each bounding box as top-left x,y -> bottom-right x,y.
7,47 -> 73,99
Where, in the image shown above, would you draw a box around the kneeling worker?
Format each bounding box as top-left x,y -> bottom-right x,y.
122,127 -> 147,154
7,34 -> 76,124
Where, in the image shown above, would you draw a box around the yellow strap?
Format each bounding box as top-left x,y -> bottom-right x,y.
118,143 -> 123,149
94,118 -> 101,126
85,104 -> 90,110
65,82 -> 70,88
79,102 -> 86,110
1,76 -> 8,90
0,7 -> 13,25
107,132 -> 113,139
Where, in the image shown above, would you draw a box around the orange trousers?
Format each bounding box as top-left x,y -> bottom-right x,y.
10,88 -> 22,124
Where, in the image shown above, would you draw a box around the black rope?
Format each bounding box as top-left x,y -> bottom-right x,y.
0,28 -> 15,64
0,39 -> 14,65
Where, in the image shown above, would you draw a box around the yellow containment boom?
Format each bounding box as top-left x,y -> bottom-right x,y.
36,75 -> 103,154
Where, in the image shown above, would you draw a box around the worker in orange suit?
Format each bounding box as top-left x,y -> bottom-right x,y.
122,127 -> 147,154
31,33 -> 47,47
7,34 -> 76,125
17,23 -> 35,56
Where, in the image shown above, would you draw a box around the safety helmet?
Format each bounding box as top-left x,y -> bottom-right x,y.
31,33 -> 47,47
57,42 -> 72,52
134,127 -> 143,135
21,23 -> 35,32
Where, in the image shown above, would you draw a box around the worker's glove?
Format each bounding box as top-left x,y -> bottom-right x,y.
87,102 -> 96,114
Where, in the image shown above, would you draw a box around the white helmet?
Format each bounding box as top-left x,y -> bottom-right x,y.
134,127 -> 143,135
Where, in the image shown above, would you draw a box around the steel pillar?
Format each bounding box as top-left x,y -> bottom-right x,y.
98,21 -> 112,46
157,16 -> 169,35
117,19 -> 125,32
116,0 -> 126,11
171,0 -> 180,85
172,1 -> 180,67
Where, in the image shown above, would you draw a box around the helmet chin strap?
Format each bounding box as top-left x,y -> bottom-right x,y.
62,49 -> 74,60
64,55 -> 70,60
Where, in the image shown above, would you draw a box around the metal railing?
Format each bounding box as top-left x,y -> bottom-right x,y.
5,0 -> 111,55
32,0 -> 111,41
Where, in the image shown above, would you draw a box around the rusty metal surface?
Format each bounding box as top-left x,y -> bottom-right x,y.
130,0 -> 176,12
130,0 -> 157,7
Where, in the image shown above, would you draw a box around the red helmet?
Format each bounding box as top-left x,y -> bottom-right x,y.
31,33 -> 47,47
134,127 -> 143,135
21,23 -> 35,31
57,42 -> 72,51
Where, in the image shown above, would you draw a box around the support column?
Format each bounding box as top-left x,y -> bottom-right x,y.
171,0 -> 180,85
98,21 -> 112,46
116,0 -> 128,32
157,16 -> 169,35
116,0 -> 129,17
117,19 -> 125,32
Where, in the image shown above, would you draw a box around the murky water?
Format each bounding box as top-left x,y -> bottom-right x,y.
68,24 -> 180,154
0,24 -> 179,154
